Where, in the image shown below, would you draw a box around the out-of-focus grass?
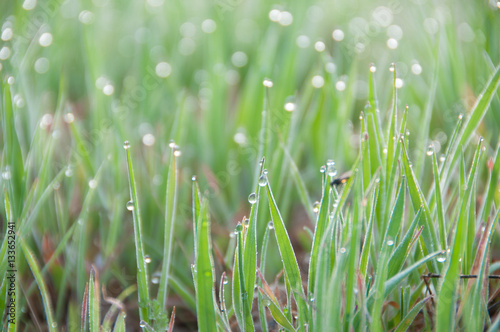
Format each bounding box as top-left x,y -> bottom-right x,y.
1,0 -> 500,330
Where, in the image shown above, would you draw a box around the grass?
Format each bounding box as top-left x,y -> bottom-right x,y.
1,0 -> 500,331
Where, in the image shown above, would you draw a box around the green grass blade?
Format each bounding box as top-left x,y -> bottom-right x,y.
308,172 -> 330,295
237,223 -> 254,331
480,140 -> 500,221
266,175 -> 308,329
243,158 -> 264,310
158,148 -> 179,308
360,186 -> 378,279
400,138 -> 440,259
431,147 -> 447,249
258,225 -> 272,332
1,80 -> 25,219
387,208 -> 422,277
20,238 -> 57,332
124,141 -> 150,322
394,297 -> 431,332
442,64 -> 500,182
112,312 -> 126,332
435,140 -> 481,331
88,267 -> 100,332
468,210 -> 500,330
384,250 -> 443,296
194,198 -> 217,332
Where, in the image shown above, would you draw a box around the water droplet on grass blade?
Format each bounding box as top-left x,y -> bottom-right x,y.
140,320 -> 146,328
123,141 -> 130,149
326,159 -> 337,177
340,247 -> 346,254
235,223 -> 243,232
320,165 -> 326,173
258,175 -> 267,186
126,201 -> 134,211
268,222 -> 274,230
313,201 -> 320,213
263,79 -> 273,87
386,240 -> 394,246
144,255 -> 151,263
426,145 -> 434,156
223,275 -> 229,285
369,64 -> 376,72
248,193 -> 256,204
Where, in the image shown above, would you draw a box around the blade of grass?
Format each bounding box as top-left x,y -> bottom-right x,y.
124,141 -> 150,322
394,297 -> 431,332
20,238 -> 56,332
266,174 -> 308,330
441,64 -> 500,184
431,146 -> 447,249
88,267 -> 100,332
194,198 -> 217,332
112,312 -> 126,332
158,147 -> 178,308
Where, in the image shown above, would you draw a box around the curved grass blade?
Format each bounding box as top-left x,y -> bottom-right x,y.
266,175 -> 308,329
258,271 -> 295,331
394,297 -> 431,332
400,138 -> 439,265
124,141 -> 150,322
387,209 -> 422,277
158,148 -> 179,308
479,140 -> 500,222
442,64 -> 500,182
20,238 -> 56,332
112,312 -> 126,332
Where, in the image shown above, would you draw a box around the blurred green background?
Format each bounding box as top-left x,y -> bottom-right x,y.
1,0 -> 500,329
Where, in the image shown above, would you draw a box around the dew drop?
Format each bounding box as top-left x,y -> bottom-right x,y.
319,165 -> 326,173
314,41 -> 325,52
2,169 -> 12,180
268,222 -> 274,230
258,175 -> 267,187
248,193 -> 257,204
313,201 -> 320,213
263,79 -> 273,88
65,166 -> 73,177
51,322 -> 57,328
126,200 -> 134,211
223,275 -> 229,285
332,29 -> 344,41
339,247 -> 346,254
439,155 -> 445,163
369,64 -> 376,73
192,175 -> 197,181
152,272 -> 161,284
168,139 -> 176,148
426,145 -> 434,156
284,102 -> 296,112
263,298 -> 271,307
173,148 -> 182,157
88,179 -> 97,188
326,159 -> 337,177
123,141 -> 130,149
235,223 -> 243,233
144,255 -> 151,264
139,320 -> 146,328
386,240 -> 394,246
63,113 -> 75,124
437,256 -> 446,263
263,169 -> 268,175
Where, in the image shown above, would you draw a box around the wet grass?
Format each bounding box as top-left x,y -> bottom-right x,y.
1,0 -> 500,330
